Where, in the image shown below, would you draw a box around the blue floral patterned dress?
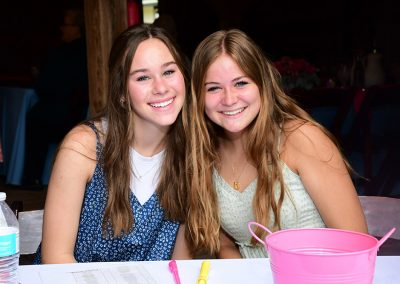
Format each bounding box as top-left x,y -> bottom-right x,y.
34,122 -> 179,263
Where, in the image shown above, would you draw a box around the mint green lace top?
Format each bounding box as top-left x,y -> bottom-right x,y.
214,162 -> 326,258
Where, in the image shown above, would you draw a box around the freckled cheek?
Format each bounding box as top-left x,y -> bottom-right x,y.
204,96 -> 219,115
204,108 -> 214,121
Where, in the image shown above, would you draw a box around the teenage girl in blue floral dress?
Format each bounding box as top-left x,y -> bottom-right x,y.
35,24 -> 190,263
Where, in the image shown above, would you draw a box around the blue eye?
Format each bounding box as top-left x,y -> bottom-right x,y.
207,86 -> 220,92
235,80 -> 248,87
164,70 -> 175,76
137,76 -> 149,81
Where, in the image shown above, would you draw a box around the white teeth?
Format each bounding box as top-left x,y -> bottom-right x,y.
150,98 -> 173,108
223,108 -> 245,116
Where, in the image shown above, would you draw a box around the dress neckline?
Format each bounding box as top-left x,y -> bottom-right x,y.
213,168 -> 257,194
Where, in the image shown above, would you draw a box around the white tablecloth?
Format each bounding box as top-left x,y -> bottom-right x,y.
18,256 -> 400,284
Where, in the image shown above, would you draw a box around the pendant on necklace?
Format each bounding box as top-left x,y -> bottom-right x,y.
233,181 -> 240,191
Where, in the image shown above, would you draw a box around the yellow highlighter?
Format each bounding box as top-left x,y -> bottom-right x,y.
197,260 -> 211,284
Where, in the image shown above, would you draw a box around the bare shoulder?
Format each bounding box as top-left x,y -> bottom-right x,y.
286,120 -> 334,145
281,120 -> 341,167
59,123 -> 99,161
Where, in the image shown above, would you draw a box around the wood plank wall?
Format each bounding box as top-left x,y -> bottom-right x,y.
84,0 -> 128,116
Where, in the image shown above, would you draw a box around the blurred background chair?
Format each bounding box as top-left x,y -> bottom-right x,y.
19,209 -> 43,254
359,196 -> 400,255
344,84 -> 400,197
289,87 -> 356,141
0,87 -> 38,185
18,209 -> 43,264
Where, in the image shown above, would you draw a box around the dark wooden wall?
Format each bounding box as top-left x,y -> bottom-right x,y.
159,0 -> 400,83
1,0 -> 400,111
84,0 -> 127,115
0,0 -> 127,114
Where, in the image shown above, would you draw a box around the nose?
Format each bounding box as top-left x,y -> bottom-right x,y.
222,88 -> 238,105
152,76 -> 168,95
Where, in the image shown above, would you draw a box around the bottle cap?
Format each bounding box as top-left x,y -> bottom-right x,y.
0,192 -> 6,201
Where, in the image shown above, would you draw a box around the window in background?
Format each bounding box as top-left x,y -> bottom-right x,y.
143,0 -> 158,24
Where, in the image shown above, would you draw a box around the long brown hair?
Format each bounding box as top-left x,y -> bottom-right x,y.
95,24 -> 190,237
186,29 -> 342,256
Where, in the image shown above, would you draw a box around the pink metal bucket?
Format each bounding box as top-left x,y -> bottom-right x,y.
248,222 -> 396,284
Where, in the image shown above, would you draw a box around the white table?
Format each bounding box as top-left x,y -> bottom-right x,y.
18,256 -> 400,283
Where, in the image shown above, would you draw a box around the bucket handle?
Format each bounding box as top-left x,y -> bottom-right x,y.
377,227 -> 396,248
248,221 -> 273,246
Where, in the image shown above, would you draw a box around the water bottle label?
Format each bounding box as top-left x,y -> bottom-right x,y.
0,227 -> 19,257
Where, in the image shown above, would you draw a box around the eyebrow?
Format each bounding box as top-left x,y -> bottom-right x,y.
130,61 -> 177,76
204,81 -> 218,86
204,76 -> 248,86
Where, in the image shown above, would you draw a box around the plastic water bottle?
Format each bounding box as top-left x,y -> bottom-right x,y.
0,192 -> 19,283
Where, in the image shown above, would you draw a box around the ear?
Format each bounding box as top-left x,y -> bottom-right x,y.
120,96 -> 126,106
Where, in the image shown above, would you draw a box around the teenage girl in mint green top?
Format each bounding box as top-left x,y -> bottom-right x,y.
185,29 -> 368,258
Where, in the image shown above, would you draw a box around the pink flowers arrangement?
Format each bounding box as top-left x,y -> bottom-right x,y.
273,56 -> 320,90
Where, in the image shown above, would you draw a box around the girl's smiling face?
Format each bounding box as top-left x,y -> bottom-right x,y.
128,38 -> 185,131
204,54 -> 261,135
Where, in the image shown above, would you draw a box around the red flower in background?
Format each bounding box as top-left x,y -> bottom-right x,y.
274,56 -> 319,90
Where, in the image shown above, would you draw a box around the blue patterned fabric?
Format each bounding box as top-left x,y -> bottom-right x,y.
33,122 -> 179,263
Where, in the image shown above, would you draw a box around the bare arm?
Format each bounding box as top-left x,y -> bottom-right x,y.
218,229 -> 242,259
171,224 -> 192,259
281,122 -> 368,233
41,124 -> 97,263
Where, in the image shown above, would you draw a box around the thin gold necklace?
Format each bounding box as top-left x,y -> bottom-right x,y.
231,162 -> 249,191
132,161 -> 159,180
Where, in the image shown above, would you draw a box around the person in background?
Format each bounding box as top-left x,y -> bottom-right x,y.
153,14 -> 178,40
34,24 -> 190,263
0,139 -> 3,163
23,7 -> 88,186
185,29 -> 368,258
153,13 -> 191,70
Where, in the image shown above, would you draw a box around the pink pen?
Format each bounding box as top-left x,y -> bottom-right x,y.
169,260 -> 181,284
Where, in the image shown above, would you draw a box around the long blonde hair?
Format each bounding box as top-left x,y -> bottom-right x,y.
186,29 -> 340,256
96,24 -> 190,237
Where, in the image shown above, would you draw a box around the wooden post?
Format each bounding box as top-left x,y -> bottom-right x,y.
84,0 -> 128,116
